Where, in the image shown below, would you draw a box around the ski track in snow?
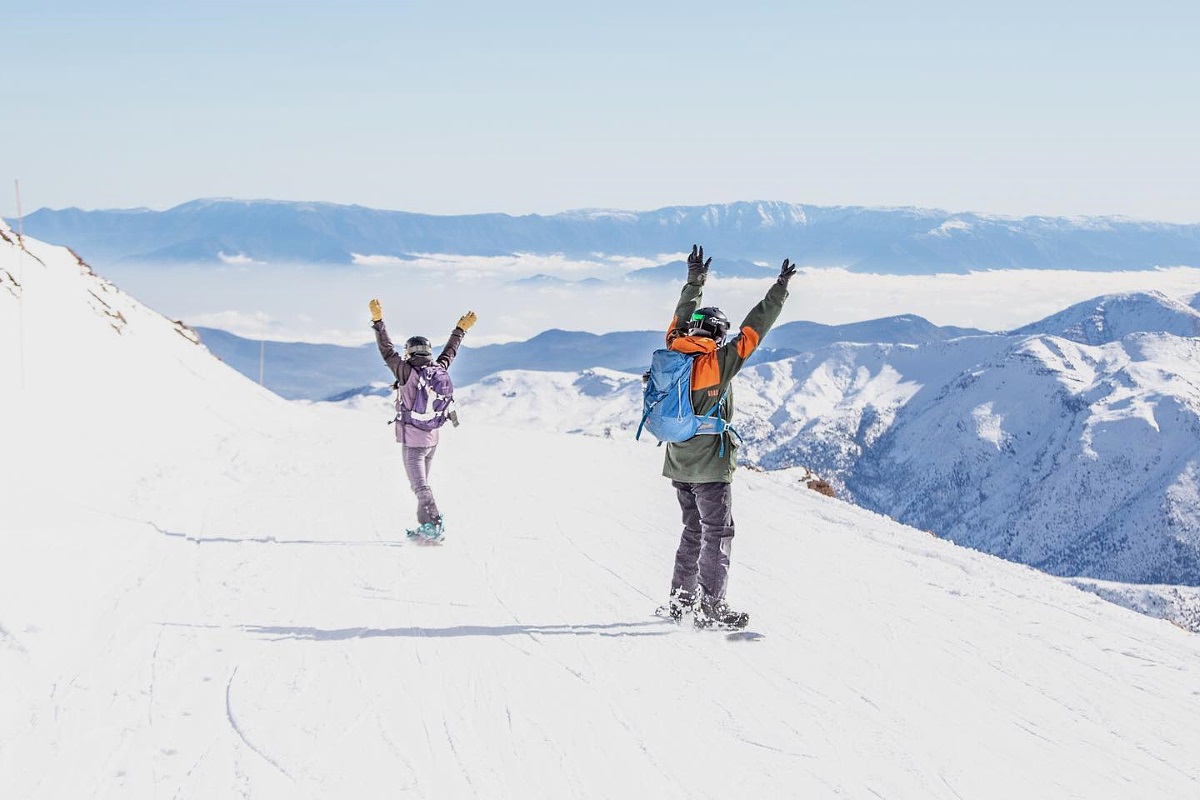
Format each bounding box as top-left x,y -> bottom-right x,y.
223,666 -> 294,785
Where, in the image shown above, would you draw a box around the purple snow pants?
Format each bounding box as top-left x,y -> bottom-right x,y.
403,445 -> 440,525
670,480 -> 735,601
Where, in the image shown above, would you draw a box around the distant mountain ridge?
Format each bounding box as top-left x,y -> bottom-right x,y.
196,315 -> 987,400
13,197 -> 1200,273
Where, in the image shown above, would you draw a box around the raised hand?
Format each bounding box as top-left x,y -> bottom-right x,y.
687,244 -> 712,285
456,310 -> 478,331
369,298 -> 383,322
777,258 -> 797,287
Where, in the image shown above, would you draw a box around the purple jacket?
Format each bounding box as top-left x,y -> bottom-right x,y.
373,319 -> 466,447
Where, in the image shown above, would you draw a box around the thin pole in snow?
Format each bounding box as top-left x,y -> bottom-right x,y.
14,178 -> 25,390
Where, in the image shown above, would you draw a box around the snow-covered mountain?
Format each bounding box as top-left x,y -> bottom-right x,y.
6,222 -> 1200,798
14,197 -> 1200,272
193,326 -> 666,401
458,292 -> 1200,591
843,329 -> 1200,585
197,316 -> 986,401
0,221 -> 299,527
1011,290 -> 1200,344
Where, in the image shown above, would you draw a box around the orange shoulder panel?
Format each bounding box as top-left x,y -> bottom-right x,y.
736,326 -> 760,359
691,351 -> 721,390
668,335 -> 721,389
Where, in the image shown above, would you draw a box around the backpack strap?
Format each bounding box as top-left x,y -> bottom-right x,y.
636,394 -> 666,441
698,385 -> 735,456
389,378 -> 403,426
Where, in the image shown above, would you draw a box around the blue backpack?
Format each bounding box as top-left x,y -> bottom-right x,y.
636,349 -> 736,455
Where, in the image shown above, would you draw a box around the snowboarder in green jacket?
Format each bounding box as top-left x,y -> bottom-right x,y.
659,245 -> 795,629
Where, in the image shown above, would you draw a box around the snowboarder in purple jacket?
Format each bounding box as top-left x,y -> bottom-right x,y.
370,298 -> 477,541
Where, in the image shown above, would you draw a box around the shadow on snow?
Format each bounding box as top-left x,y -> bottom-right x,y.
240,621 -> 675,640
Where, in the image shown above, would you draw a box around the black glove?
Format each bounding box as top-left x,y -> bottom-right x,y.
777,258 -> 797,287
687,244 -> 712,285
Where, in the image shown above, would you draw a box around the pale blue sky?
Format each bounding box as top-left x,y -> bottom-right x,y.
5,1 -> 1198,221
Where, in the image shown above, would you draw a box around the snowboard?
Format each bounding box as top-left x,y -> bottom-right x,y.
654,605 -> 754,633
406,524 -> 444,545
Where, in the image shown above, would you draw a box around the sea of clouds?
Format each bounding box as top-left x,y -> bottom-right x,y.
97,254 -> 1200,346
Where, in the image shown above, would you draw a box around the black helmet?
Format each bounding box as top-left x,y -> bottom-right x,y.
404,335 -> 433,359
687,307 -> 730,342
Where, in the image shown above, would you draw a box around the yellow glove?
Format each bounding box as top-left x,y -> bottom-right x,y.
456,311 -> 477,331
369,298 -> 383,322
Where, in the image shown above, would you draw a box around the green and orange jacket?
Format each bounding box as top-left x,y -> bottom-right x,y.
661,277 -> 789,484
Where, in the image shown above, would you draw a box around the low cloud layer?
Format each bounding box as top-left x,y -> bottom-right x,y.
96,255 -> 1200,346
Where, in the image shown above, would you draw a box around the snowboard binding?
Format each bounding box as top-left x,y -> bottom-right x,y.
406,516 -> 445,545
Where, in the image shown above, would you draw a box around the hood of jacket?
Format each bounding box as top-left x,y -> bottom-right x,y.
668,335 -> 718,355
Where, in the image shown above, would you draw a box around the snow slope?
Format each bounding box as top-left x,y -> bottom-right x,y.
4,224 -> 1200,798
0,220 -> 303,528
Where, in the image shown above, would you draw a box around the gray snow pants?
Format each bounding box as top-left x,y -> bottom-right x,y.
402,445 -> 440,524
670,480 -> 735,601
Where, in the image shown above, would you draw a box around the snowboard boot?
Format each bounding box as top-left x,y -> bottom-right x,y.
406,515 -> 445,544
655,588 -> 697,623
695,597 -> 750,631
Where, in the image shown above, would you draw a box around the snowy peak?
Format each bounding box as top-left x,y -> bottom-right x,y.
0,224 -> 288,527
765,315 -> 986,354
1012,291 -> 1200,345
0,223 -> 200,354
659,200 -> 811,230
558,200 -> 810,229
823,329 -> 1200,585
0,220 -> 20,297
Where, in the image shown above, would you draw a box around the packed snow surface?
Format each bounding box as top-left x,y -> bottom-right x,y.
3,223 -> 1200,798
